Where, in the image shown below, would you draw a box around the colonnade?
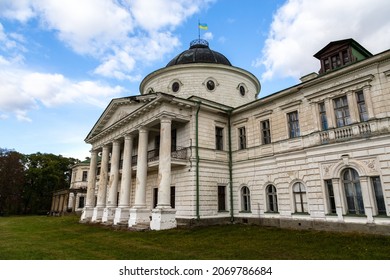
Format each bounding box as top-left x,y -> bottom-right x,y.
80,116 -> 176,230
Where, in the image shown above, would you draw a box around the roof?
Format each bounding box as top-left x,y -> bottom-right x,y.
166,39 -> 232,67
314,38 -> 373,59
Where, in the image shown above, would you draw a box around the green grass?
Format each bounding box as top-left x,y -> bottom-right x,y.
1,215 -> 390,260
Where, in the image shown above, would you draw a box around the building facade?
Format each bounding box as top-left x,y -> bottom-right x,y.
80,39 -> 390,234
51,161 -> 88,215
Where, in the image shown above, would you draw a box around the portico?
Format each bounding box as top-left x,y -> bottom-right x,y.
80,102 -> 191,230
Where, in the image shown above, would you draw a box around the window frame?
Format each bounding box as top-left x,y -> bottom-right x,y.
325,179 -> 337,214
240,186 -> 251,212
318,102 -> 328,131
238,126 -> 247,150
215,126 -> 224,151
356,90 -> 368,122
266,185 -> 278,213
260,119 -> 271,144
218,185 -> 227,212
287,111 -> 300,138
293,182 -> 308,213
333,96 -> 351,127
342,168 -> 365,215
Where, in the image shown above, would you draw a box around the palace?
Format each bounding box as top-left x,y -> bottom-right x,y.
79,38 -> 390,234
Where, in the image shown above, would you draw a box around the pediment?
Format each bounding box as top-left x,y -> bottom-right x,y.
85,96 -> 153,141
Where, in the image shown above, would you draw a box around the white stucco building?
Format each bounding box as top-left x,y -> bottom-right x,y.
80,39 -> 390,234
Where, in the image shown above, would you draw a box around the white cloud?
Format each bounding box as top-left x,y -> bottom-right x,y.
256,0 -> 390,81
0,67 -> 125,121
128,0 -> 213,32
0,0 -> 214,85
203,32 -> 213,40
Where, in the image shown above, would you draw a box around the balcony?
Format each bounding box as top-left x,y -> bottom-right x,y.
319,121 -> 375,144
131,146 -> 189,167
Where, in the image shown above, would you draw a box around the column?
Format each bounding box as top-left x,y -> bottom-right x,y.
151,117 -> 177,230
331,178 -> 344,221
80,149 -> 98,222
129,127 -> 150,227
114,135 -> 133,225
102,140 -> 121,223
362,85 -> 374,120
92,144 -> 110,222
347,91 -> 359,124
360,176 -> 374,223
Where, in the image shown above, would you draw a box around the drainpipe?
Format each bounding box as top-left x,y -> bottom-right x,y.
195,101 -> 201,220
227,110 -> 234,222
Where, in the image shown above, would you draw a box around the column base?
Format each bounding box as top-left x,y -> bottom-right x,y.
128,208 -> 151,227
150,208 -> 177,230
91,207 -> 104,222
113,207 -> 131,225
80,206 -> 94,222
102,207 -> 116,224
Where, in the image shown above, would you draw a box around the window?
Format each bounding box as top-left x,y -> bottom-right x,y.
343,168 -> 364,215
239,85 -> 246,96
206,80 -> 215,91
241,186 -> 251,212
287,111 -> 300,138
266,185 -> 278,213
170,186 -> 175,209
331,54 -> 341,69
153,188 -> 158,208
172,81 -> 180,92
334,96 -> 351,127
78,196 -> 85,208
171,129 -> 177,152
261,120 -> 271,144
318,102 -> 328,130
356,91 -> 368,122
325,180 -> 336,214
238,127 -> 246,150
215,127 -> 224,151
342,50 -> 349,64
218,185 -> 226,211
82,171 -> 88,181
293,182 -> 308,213
371,177 -> 386,215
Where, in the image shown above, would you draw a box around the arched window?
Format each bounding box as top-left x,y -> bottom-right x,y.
293,182 -> 307,213
241,186 -> 251,212
343,168 -> 364,214
266,185 -> 278,213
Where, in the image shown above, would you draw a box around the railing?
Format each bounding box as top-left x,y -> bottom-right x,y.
131,146 -> 188,165
320,121 -> 373,144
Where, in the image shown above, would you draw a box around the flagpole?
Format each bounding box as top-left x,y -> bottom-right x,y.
198,19 -> 200,40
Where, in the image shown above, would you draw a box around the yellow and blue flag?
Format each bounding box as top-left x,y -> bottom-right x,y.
198,23 -> 208,30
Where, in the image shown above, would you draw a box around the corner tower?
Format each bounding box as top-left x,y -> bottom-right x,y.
140,39 -> 261,107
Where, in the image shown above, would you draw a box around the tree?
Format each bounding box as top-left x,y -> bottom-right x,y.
0,148 -> 25,215
22,153 -> 79,214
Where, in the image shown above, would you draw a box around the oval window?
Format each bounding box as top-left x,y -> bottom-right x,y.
239,85 -> 246,96
172,82 -> 180,92
206,80 -> 215,91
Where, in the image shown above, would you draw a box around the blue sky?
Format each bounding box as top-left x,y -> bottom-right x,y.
1,0 -> 390,160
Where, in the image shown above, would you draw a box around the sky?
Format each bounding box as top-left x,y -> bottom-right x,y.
1,0 -> 390,161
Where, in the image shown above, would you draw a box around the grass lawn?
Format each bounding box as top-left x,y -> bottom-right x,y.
0,215 -> 390,260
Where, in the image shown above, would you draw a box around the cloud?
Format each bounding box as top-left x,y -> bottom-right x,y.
255,0 -> 390,81
0,67 -> 125,121
0,0 -> 214,82
203,32 -> 213,40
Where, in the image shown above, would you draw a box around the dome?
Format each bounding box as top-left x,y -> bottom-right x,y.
166,39 -> 232,67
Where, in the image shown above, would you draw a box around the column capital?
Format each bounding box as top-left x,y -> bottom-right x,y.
160,115 -> 173,123
124,134 -> 134,141
138,126 -> 149,133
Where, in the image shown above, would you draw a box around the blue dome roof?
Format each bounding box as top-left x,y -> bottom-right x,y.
166,39 -> 232,67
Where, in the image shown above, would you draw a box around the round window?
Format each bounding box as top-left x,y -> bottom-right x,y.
206,80 -> 215,91
172,82 -> 180,92
239,85 -> 246,96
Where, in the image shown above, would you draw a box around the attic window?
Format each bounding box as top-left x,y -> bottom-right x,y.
172,82 -> 180,92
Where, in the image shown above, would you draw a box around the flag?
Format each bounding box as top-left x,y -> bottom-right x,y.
198,23 -> 208,30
